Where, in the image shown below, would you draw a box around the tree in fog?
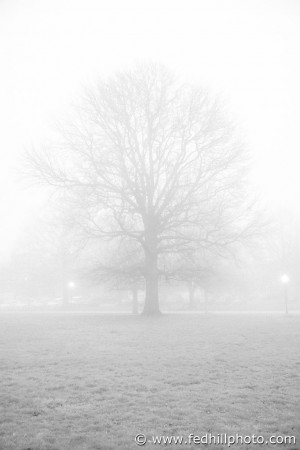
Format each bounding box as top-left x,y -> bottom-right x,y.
165,251 -> 216,310
27,64 -> 259,315
87,239 -> 144,314
12,199 -> 84,306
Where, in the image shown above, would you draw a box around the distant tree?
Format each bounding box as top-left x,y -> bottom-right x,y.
12,199 -> 84,306
45,201 -> 86,307
165,251 -> 216,310
26,64 -> 260,315
86,240 -> 144,314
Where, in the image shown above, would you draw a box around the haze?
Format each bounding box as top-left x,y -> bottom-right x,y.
1,2 -> 300,449
0,0 -> 299,259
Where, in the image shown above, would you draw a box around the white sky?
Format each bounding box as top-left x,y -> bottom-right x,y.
0,0 -> 300,260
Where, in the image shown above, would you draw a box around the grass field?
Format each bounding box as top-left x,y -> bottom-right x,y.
0,312 -> 299,450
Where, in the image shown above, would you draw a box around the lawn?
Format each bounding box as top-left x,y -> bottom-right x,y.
0,312 -> 299,449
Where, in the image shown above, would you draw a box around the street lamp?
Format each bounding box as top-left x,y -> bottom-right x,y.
280,274 -> 289,284
280,274 -> 289,314
67,281 -> 75,303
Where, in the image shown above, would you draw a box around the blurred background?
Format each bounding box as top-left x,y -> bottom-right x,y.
0,0 -> 299,312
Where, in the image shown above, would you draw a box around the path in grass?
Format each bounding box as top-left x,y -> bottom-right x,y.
0,313 -> 299,449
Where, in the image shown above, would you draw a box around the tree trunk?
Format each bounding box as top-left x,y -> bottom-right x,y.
142,250 -> 160,315
132,289 -> 139,314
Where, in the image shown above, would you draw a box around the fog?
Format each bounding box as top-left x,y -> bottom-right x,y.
1,2 -> 300,449
0,0 -> 299,311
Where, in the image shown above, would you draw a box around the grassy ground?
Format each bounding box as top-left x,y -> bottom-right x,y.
0,312 -> 299,450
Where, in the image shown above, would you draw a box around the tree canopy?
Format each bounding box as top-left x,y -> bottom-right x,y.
27,64 -> 259,314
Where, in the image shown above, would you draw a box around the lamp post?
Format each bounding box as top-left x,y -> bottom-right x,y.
280,274 -> 289,314
68,281 -> 75,303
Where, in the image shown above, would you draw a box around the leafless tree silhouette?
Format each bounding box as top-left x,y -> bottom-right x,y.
86,239 -> 144,314
26,64 -> 259,314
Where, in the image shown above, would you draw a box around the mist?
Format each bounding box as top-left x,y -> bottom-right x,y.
0,1 -> 300,449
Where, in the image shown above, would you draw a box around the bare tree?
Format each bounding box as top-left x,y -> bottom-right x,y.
13,197 -> 85,307
86,239 -> 144,314
164,251 -> 217,310
26,64 -> 259,315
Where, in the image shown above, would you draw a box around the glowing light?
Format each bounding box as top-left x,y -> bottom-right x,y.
280,274 -> 289,284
